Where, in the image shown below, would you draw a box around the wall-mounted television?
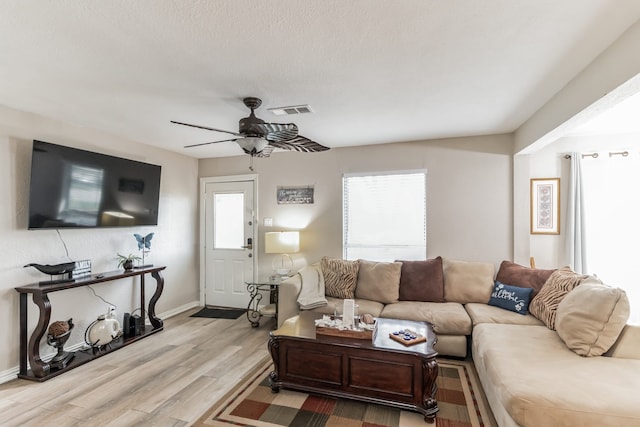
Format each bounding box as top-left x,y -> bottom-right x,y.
28,140 -> 162,229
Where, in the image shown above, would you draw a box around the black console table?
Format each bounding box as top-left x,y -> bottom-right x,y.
15,266 -> 165,382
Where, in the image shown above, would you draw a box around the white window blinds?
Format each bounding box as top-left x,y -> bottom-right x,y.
343,171 -> 426,261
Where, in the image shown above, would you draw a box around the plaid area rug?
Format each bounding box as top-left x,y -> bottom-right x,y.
194,359 -> 496,427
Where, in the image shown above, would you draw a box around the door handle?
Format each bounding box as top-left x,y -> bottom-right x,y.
242,237 -> 253,250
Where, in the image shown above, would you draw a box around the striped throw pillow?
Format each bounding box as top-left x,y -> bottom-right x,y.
321,257 -> 359,299
529,267 -> 590,329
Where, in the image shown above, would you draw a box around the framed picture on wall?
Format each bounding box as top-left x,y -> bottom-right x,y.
530,178 -> 560,235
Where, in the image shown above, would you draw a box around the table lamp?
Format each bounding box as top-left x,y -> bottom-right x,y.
265,231 -> 300,278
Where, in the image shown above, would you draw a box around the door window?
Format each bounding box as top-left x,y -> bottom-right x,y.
214,192 -> 244,249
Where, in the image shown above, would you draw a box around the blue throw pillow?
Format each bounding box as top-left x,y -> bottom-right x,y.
489,281 -> 533,315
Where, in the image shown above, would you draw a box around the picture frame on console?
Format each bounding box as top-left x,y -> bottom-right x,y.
530,178 -> 560,235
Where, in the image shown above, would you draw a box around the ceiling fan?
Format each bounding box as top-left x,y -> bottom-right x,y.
171,97 -> 330,157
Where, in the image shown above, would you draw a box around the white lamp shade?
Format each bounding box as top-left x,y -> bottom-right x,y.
265,231 -> 300,254
236,137 -> 268,154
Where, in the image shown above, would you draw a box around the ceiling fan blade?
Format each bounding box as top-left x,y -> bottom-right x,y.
268,135 -> 330,153
171,120 -> 242,136
250,123 -> 299,142
184,138 -> 238,148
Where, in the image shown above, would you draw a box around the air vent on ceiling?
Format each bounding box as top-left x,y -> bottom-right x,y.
268,104 -> 313,116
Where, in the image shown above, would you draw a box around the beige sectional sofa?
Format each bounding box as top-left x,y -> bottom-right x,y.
277,256 -> 640,427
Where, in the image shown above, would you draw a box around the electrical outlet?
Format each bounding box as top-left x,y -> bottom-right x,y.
263,217 -> 273,227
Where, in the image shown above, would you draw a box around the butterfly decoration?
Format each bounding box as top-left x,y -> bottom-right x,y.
134,233 -> 154,250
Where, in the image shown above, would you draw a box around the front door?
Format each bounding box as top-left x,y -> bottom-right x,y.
204,178 -> 256,308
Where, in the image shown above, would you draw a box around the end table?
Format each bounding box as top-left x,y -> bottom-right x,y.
245,280 -> 281,327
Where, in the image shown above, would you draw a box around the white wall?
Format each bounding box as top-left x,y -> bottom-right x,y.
0,105 -> 200,379
520,133 -> 640,269
515,20 -> 640,154
199,134 -> 514,281
513,19 -> 640,267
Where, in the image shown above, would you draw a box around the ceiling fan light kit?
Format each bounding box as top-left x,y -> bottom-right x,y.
236,137 -> 268,156
172,97 -> 329,158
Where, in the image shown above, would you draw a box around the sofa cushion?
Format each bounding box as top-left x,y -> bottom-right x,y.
529,267 -> 590,329
465,303 -> 543,327
488,281 -> 533,315
381,301 -> 472,335
396,256 -> 445,302
321,257 -> 359,299
495,260 -> 555,298
442,258 -> 495,304
355,260 -> 402,304
556,283 -> 630,357
473,323 -> 640,427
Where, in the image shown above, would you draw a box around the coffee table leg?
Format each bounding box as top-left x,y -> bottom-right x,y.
267,335 -> 280,393
422,358 -> 439,423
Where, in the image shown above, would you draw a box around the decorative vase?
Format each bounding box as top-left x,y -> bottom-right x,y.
47,318 -> 75,370
123,259 -> 134,270
85,314 -> 121,348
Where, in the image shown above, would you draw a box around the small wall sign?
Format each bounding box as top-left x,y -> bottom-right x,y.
277,185 -> 314,204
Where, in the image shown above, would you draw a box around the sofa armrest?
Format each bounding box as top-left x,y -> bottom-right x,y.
606,324 -> 640,360
278,274 -> 302,328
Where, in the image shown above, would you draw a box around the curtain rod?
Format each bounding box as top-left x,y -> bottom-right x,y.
564,151 -> 629,159
609,151 -> 629,157
563,153 -> 598,159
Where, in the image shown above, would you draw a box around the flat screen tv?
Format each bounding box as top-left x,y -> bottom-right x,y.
28,140 -> 161,229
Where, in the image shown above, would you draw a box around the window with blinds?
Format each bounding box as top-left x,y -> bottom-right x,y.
343,171 -> 426,261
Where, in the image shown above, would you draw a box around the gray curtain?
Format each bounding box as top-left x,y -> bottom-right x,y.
565,153 -> 587,273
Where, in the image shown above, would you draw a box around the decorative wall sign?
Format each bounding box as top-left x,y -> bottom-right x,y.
277,185 -> 314,204
530,178 -> 560,234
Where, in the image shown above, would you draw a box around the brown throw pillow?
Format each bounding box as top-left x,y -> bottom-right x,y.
495,260 -> 555,298
529,266 -> 590,330
321,257 -> 359,299
396,257 -> 445,302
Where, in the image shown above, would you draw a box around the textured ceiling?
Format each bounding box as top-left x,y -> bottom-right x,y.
1,1 -> 640,158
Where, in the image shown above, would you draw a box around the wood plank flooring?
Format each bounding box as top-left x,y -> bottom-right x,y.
0,307 -> 272,427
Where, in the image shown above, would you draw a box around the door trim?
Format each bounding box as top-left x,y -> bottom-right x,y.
199,174 -> 258,306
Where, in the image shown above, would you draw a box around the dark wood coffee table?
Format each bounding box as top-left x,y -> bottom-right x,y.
268,311 -> 439,423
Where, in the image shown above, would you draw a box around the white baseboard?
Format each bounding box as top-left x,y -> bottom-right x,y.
157,301 -> 201,320
0,301 -> 201,385
0,365 -> 22,385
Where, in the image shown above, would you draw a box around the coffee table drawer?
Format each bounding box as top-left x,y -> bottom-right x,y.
283,344 -> 343,386
348,356 -> 416,399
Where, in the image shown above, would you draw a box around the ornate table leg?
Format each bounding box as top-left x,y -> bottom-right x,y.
140,274 -> 146,332
271,284 -> 279,326
28,292 -> 52,378
19,294 -> 28,376
422,358 -> 439,423
149,270 -> 164,329
246,283 -> 263,327
267,335 -> 280,393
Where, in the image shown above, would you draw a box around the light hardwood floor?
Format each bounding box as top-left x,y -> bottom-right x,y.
0,307 -> 272,427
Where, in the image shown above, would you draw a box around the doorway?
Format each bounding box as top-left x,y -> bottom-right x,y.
200,175 -> 257,308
